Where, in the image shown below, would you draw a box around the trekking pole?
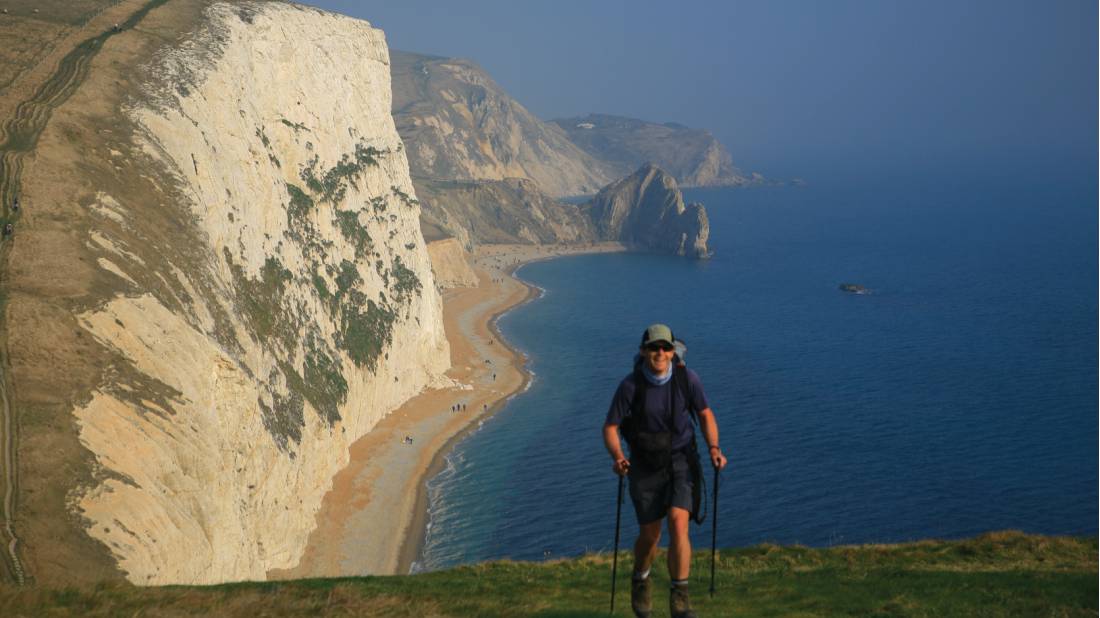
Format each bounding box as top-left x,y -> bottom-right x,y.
610,474 -> 624,614
709,463 -> 720,598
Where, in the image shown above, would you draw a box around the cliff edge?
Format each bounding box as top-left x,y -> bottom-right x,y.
2,0 -> 448,585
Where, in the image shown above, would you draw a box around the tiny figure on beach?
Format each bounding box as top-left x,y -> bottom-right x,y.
402,435 -> 413,444
492,373 -> 496,381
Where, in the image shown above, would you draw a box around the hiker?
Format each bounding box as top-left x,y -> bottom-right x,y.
602,323 -> 727,618
2,223 -> 12,237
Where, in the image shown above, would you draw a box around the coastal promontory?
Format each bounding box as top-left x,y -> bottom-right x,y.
550,113 -> 749,188
584,164 -> 711,258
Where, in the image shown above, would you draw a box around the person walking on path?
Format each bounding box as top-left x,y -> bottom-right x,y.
602,324 -> 727,618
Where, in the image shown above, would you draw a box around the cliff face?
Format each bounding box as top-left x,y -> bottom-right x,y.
550,114 -> 748,187
426,238 -> 478,289
390,51 -> 614,197
585,164 -> 710,258
389,54 -> 737,252
6,1 -> 448,585
414,177 -> 596,247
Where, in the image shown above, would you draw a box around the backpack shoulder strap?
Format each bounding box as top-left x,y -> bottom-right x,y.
628,360 -> 647,420
673,364 -> 699,427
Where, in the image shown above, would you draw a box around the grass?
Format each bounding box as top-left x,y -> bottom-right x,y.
335,209 -> 373,258
0,532 -> 1093,617
298,143 -> 387,204
223,251 -> 295,347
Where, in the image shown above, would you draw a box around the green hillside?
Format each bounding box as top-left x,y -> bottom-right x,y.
1,532 -> 1094,617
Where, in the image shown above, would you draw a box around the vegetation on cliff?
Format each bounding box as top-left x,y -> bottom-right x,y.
220,136 -> 427,449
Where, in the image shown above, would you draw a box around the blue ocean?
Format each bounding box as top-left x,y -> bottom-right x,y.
414,159 -> 1098,572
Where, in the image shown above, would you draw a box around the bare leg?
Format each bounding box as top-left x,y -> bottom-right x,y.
633,520 -> 662,574
667,507 -> 692,580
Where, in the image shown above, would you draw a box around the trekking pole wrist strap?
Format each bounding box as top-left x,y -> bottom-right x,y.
708,445 -> 721,452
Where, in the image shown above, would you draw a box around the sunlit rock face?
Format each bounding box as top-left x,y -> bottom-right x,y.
426,238 -> 478,289
585,164 -> 711,258
70,2 -> 448,585
390,50 -> 615,198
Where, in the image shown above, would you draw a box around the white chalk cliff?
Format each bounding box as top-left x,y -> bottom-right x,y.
71,3 -> 448,585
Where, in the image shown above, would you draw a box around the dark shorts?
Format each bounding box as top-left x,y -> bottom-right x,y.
628,450 -> 694,525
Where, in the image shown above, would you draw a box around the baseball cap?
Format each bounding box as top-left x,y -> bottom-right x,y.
640,323 -> 675,347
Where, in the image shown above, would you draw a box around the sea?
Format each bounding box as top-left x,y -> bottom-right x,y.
412,156 -> 1098,572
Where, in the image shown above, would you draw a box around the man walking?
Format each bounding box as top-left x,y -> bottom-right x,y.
603,324 -> 727,618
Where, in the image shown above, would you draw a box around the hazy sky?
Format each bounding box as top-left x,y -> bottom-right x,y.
303,1 -> 1096,175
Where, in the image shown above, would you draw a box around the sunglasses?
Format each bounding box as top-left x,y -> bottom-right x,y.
645,342 -> 674,352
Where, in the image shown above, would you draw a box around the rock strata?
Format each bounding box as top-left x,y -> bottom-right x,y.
585,164 -> 711,258
8,2 -> 448,585
390,51 -> 614,197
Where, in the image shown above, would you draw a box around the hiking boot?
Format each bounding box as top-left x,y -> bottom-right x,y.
670,582 -> 697,618
630,575 -> 652,618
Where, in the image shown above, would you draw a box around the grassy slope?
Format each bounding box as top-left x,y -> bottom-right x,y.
0,532 -> 1095,617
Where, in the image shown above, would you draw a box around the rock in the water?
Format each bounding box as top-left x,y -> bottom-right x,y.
839,283 -> 869,294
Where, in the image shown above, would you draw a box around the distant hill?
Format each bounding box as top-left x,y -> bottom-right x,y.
550,113 -> 750,187
390,51 -> 616,198
390,51 -> 748,252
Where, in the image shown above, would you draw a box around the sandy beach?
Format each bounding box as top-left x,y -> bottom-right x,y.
271,242 -> 624,578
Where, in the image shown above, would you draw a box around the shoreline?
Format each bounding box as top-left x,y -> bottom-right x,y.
393,272 -> 538,573
274,242 -> 624,579
398,242 -> 626,573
